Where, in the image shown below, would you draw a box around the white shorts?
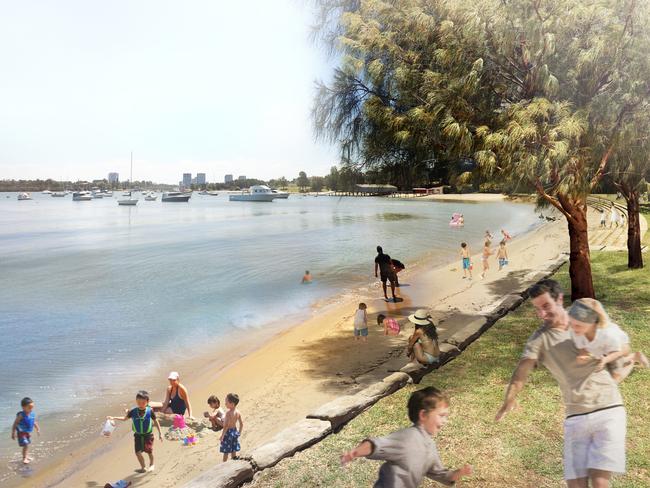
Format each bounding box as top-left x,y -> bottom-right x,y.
563,406 -> 626,480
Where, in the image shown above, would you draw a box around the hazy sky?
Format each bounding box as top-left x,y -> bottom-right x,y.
0,0 -> 338,183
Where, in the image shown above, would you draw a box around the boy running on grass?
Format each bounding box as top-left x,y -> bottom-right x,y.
341,387 -> 472,487
108,390 -> 163,473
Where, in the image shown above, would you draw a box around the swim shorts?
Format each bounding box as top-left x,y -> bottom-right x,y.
499,258 -> 508,267
380,272 -> 397,284
462,258 -> 471,270
134,433 -> 154,454
17,432 -> 31,447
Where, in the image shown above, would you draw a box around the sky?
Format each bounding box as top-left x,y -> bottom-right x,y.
0,0 -> 339,184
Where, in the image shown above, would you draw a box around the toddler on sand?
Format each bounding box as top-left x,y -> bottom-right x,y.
377,313 -> 400,336
220,393 -> 244,462
205,395 -> 225,430
11,397 -> 40,464
108,390 -> 163,474
353,303 -> 368,341
340,387 -> 472,488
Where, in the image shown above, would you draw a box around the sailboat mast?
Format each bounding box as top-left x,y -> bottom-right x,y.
130,151 -> 133,185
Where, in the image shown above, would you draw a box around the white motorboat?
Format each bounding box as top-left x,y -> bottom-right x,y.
51,191 -> 67,197
144,192 -> 157,201
229,185 -> 276,202
102,190 -> 113,197
92,190 -> 104,199
41,190 -> 52,194
271,189 -> 289,199
72,191 -> 93,201
17,192 -> 32,200
206,191 -> 220,196
162,191 -> 191,202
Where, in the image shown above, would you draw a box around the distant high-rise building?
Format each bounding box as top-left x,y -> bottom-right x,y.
224,174 -> 233,184
196,173 -> 206,185
108,172 -> 119,183
182,173 -> 192,187
238,175 -> 246,181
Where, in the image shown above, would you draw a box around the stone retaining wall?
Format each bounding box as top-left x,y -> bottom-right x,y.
183,254 -> 568,488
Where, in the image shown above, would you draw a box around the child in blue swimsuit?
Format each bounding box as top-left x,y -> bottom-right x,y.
12,397 -> 40,464
220,393 -> 244,462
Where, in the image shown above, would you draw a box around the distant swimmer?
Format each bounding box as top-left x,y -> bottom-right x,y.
302,270 -> 312,284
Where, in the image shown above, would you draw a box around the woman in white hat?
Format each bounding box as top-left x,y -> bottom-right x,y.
407,310 -> 440,366
159,371 -> 193,419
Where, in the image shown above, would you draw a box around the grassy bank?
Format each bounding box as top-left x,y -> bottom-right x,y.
248,228 -> 650,487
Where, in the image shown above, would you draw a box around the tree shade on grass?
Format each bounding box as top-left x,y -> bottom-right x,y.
247,221 -> 650,487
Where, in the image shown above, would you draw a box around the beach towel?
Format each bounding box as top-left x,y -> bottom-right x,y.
220,428 -> 240,453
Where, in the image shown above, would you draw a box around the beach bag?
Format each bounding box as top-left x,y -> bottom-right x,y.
102,419 -> 115,437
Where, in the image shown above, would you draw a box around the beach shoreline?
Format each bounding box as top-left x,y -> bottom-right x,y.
12,201 -> 568,488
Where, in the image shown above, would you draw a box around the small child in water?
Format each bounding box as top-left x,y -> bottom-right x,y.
220,393 -> 243,462
340,387 -> 472,486
496,241 -> 509,270
353,303 -> 368,341
500,229 -> 512,241
568,299 -> 648,383
377,313 -> 400,336
302,270 -> 312,284
108,390 -> 163,473
205,395 -> 225,430
11,397 -> 40,464
459,242 -> 472,279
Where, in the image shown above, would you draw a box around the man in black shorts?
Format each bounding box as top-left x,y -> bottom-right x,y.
374,246 -> 397,301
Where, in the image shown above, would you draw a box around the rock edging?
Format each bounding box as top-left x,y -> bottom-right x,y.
184,255 -> 568,487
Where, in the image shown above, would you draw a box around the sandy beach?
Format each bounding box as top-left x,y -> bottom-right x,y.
13,197 -> 571,488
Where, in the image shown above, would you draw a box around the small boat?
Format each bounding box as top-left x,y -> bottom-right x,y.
144,192 -> 158,201
102,190 -> 113,197
41,190 -> 52,194
17,192 -> 32,200
162,191 -> 191,202
271,189 -> 289,199
229,185 -> 276,202
198,190 -> 208,195
92,190 -> 104,199
118,191 -> 138,206
122,191 -> 131,196
51,191 -> 67,197
206,191 -> 219,196
72,191 -> 93,201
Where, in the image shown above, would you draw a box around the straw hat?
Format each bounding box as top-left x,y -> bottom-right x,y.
408,309 -> 432,326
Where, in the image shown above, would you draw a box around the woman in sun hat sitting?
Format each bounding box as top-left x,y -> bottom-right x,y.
150,371 -> 194,419
407,309 -> 440,366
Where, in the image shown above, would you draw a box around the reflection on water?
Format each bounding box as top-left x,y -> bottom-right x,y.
376,212 -> 420,221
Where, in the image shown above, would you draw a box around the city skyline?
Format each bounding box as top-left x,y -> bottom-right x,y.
0,1 -> 338,184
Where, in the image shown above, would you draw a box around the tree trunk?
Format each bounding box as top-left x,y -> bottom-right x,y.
561,199 -> 596,300
625,190 -> 643,269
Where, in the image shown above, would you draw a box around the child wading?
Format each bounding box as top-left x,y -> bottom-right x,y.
340,387 -> 472,487
220,393 -> 244,461
108,390 -> 163,473
354,302 -> 368,342
12,397 -> 40,464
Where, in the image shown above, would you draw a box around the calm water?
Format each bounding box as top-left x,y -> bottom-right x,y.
0,191 -> 538,475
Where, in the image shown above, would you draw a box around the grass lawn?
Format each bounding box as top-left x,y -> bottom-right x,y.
248,215 -> 650,487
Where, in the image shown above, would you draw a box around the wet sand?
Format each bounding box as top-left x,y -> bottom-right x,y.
17,211 -> 569,488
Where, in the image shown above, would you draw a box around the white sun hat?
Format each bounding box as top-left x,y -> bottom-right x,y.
408,309 -> 432,326
168,371 -> 180,380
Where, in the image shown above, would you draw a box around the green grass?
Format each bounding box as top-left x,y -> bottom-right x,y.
249,240 -> 650,487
